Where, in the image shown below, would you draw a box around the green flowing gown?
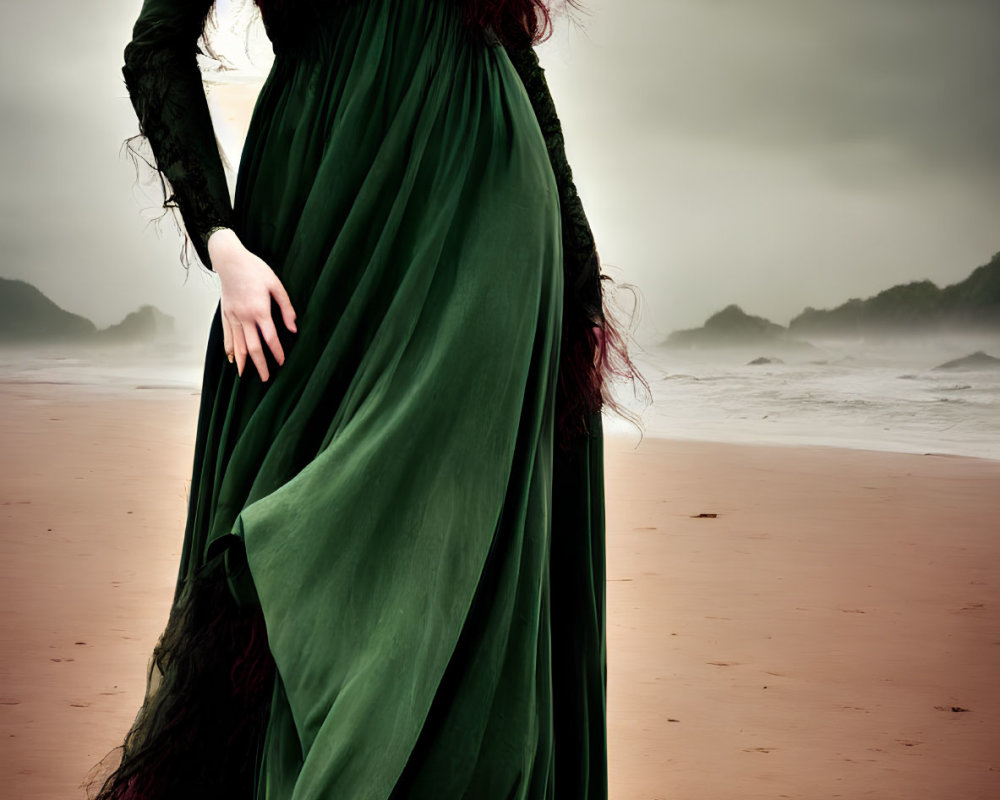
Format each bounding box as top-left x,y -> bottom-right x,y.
110,1 -> 607,797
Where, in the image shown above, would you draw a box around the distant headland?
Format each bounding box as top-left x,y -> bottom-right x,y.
0,278 -> 175,344
664,251 -> 999,349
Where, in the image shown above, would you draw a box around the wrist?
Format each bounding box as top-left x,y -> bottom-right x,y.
205,225 -> 235,248
206,228 -> 243,277
206,227 -> 241,264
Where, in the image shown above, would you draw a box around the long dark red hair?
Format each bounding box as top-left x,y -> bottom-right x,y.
462,0 -> 558,45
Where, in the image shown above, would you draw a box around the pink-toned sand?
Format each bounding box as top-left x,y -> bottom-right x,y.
1,381 -> 998,799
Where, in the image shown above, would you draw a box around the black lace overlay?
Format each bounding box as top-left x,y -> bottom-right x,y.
122,0 -> 235,272
85,555 -> 275,800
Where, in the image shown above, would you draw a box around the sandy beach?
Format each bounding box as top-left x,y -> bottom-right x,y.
1,381 -> 998,799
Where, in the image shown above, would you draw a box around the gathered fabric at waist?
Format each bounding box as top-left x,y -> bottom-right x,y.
255,0 -> 493,58
256,0 -> 363,55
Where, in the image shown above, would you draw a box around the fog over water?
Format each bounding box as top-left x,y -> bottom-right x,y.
3,328 -> 998,459
602,331 -> 1000,460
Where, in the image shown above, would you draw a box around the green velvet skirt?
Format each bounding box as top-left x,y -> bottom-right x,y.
99,1 -> 607,797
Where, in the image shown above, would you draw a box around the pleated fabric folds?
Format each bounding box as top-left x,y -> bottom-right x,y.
112,0 -> 607,797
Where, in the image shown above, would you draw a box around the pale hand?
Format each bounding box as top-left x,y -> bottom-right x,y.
208,228 -> 297,382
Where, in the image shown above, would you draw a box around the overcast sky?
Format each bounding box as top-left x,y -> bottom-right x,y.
1,0 -> 997,348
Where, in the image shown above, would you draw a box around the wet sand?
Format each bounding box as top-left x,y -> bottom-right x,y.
1,381 -> 998,798
603,434 -> 1000,799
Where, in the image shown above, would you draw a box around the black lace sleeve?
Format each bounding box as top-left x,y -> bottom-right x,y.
122,0 -> 234,272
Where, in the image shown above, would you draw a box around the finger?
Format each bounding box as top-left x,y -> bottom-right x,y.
241,320 -> 270,382
230,316 -> 248,377
221,311 -> 234,361
257,316 -> 285,366
270,280 -> 297,333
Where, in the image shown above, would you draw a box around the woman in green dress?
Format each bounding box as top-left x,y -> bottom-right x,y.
90,1 -> 640,797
